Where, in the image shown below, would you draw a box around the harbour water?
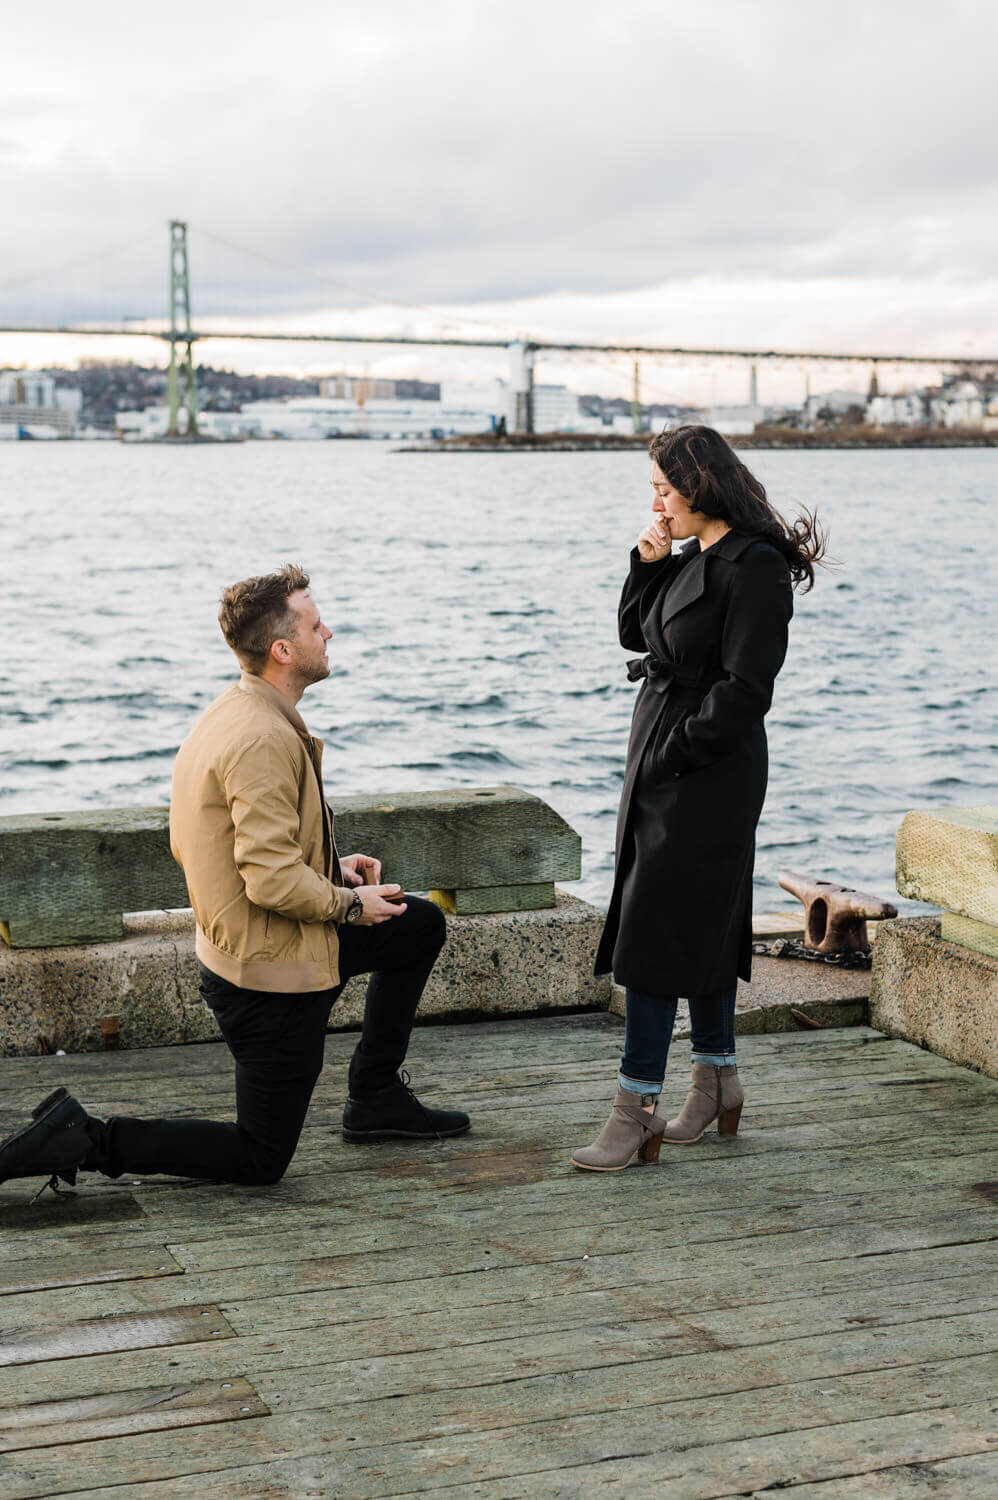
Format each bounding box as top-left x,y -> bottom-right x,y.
1,441 -> 995,913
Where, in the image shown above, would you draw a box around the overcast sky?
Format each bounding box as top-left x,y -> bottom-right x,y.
2,0 -> 995,396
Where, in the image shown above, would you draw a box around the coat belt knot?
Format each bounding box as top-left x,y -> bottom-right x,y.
625,655 -> 706,695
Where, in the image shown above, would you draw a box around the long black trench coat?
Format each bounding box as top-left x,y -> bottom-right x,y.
594,529 -> 793,997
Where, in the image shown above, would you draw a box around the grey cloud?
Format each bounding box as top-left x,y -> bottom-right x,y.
1,0 -> 996,326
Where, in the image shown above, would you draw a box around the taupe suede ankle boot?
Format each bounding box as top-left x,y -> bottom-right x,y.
661,1063 -> 744,1144
570,1088 -> 666,1172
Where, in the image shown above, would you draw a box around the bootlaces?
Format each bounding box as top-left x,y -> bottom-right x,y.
398,1069 -> 444,1145
31,1174 -> 77,1204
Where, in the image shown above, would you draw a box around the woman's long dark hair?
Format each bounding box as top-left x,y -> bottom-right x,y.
648,424 -> 827,591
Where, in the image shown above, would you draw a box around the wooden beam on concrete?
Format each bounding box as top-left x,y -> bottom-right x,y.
0,787 -> 582,946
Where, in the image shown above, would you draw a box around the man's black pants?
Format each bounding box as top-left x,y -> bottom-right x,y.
83,896 -> 446,1186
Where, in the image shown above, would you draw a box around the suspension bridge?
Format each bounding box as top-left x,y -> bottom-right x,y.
2,221 -> 995,436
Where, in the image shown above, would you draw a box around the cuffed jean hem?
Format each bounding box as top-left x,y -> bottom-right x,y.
691,1051 -> 736,1066
617,1072 -> 663,1096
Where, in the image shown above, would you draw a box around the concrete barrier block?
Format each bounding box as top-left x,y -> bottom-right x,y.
896,806 -> 998,924
335,890 -> 608,1028
0,892 -> 607,1056
870,915 -> 998,1077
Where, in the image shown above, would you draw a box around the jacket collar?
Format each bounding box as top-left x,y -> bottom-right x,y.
653,531 -> 756,633
706,528 -> 758,561
238,671 -> 311,739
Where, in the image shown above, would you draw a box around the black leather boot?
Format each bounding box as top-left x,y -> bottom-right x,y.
342,1070 -> 471,1143
0,1087 -> 93,1193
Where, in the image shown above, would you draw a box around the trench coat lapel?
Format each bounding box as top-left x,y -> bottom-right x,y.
655,549 -> 707,633
654,531 -> 757,636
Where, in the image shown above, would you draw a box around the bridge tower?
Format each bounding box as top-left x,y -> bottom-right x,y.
631,359 -> 643,433
166,221 -> 199,437
508,341 -> 534,433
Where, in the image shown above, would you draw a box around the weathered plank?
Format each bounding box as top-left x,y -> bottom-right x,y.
9,1139 -> 986,1261
0,1376 -> 267,1452
3,1365 -> 994,1499
11,1145 -> 974,1259
154,1181 -> 997,1276
1,1200 -> 993,1349
740,1452 -> 998,1498
201,1313 -> 998,1432
0,1305 -> 234,1366
0,1243 -> 181,1297
0,1017 -> 898,1088
1,1042 -> 978,1116
9,1265 -> 997,1412
356,1397 -> 998,1498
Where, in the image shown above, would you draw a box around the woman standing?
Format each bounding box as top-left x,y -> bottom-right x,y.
572,425 -> 825,1172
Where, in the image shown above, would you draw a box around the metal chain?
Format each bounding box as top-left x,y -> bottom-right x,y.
752,938 -> 873,970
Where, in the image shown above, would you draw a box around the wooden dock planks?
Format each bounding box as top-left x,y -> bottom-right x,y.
1,1016 -> 996,1497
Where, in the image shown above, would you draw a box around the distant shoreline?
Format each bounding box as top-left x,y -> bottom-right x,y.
399,426 -> 998,454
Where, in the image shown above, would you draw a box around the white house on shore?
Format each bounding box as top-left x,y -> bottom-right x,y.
866,379 -> 987,429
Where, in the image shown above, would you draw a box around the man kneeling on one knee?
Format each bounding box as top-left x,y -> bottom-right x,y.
1,564 -> 470,1196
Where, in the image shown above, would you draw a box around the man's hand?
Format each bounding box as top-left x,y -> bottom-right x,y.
354,884 -> 407,924
637,518 -> 673,562
340,853 -> 382,887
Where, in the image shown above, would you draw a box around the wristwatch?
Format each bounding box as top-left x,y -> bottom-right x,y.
344,890 -> 364,924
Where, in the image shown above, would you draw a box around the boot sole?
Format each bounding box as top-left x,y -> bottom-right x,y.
342,1123 -> 471,1143
662,1124 -> 742,1145
570,1151 -> 656,1171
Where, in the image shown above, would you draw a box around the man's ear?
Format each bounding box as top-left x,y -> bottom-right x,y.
269,636 -> 293,665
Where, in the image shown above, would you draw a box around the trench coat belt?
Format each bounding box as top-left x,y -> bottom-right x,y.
625,654 -> 710,696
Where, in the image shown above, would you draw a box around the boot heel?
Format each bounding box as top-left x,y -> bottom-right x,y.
718,1102 -> 742,1138
638,1131 -> 663,1163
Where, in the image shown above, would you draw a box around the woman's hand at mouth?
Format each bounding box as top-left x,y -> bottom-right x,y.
637,516 -> 673,562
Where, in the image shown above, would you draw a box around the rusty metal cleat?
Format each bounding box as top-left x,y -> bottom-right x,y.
778,871 -> 898,954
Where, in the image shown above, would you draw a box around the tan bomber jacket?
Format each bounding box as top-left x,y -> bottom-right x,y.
169,672 -> 354,992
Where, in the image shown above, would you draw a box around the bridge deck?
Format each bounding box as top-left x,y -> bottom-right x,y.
1,1015 -> 996,1499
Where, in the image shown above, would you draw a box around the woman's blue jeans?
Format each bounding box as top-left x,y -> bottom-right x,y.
619,985 -> 737,1095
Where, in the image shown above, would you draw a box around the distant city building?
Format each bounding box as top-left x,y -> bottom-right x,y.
804,390 -> 866,425
1,371 -> 56,407
0,369 -> 81,436
440,377 -> 506,415
116,379 -> 512,441
864,377 -> 988,430
318,375 -> 398,400
705,403 -> 765,436
865,392 -> 927,427
530,384 -> 582,433
928,380 -> 985,428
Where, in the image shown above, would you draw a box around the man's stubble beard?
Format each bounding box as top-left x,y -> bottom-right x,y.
294,652 -> 331,691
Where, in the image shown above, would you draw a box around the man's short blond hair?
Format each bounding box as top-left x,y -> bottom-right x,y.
218,563 -> 310,672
